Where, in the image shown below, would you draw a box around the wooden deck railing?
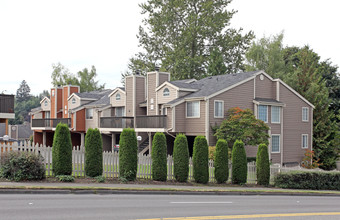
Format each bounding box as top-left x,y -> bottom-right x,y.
31,118 -> 71,128
100,117 -> 134,129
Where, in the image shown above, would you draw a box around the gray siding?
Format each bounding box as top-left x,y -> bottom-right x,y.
147,73 -> 157,115
125,77 -> 134,117
174,103 -> 185,132
167,107 -> 172,129
136,76 -> 146,116
157,85 -> 177,104
110,90 -> 126,107
255,74 -> 275,99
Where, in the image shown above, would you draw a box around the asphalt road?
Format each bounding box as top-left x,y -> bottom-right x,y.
0,194 -> 340,220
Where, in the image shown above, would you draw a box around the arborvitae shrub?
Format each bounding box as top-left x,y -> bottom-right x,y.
173,134 -> 189,182
256,143 -> 270,186
151,132 -> 167,181
119,128 -> 137,181
193,136 -> 209,184
0,151 -> 45,181
85,128 -> 103,177
214,139 -> 229,184
231,140 -> 247,184
52,123 -> 72,176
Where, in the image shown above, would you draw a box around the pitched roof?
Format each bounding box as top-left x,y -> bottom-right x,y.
82,90 -> 112,107
74,90 -> 110,100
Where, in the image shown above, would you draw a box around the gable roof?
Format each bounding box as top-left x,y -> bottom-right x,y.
71,89 -> 113,112
108,87 -> 125,97
39,96 -> 50,104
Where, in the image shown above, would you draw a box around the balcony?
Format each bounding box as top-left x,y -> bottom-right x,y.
0,95 -> 14,116
100,117 -> 134,129
135,115 -> 167,129
31,118 -> 71,129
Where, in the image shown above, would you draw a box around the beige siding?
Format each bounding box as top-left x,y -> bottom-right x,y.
167,107 -> 172,129
175,103 -> 186,132
101,108 -> 112,117
125,77 -> 134,117
41,99 -> 50,111
33,112 -> 43,119
255,74 -> 275,99
208,79 -> 255,146
68,96 -> 81,111
147,73 -> 157,115
136,76 -> 146,116
110,90 -> 126,107
85,108 -> 99,130
280,83 -> 312,164
157,85 -> 177,104
159,73 -> 170,85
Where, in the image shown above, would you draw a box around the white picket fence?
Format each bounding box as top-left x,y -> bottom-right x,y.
0,141 -> 323,183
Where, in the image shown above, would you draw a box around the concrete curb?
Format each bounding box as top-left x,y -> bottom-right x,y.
1,188 -> 340,197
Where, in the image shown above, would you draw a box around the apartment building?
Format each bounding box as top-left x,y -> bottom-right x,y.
0,94 -> 15,137
30,70 -> 314,166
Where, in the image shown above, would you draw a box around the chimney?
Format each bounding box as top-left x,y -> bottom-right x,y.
155,66 -> 160,72
135,70 -> 141,76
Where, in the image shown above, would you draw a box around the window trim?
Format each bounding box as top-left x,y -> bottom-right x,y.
258,105 -> 268,123
302,134 -> 308,149
302,107 -> 309,122
115,107 -> 125,117
271,134 -> 280,153
44,100 -> 48,106
271,106 -> 280,124
186,101 -> 200,118
214,100 -> 224,118
116,93 -> 121,101
163,88 -> 170,97
86,108 -> 94,120
71,98 -> 76,104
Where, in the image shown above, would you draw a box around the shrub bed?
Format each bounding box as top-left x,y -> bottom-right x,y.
0,151 -> 45,181
274,171 -> 340,190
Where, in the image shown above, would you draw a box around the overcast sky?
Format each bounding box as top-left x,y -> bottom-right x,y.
1,0 -> 339,96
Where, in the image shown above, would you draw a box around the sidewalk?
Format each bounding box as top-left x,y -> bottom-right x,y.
1,181 -> 340,196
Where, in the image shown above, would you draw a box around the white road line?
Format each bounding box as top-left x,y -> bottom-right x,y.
170,202 -> 233,204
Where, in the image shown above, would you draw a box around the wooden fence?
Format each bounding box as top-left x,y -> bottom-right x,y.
0,142 -> 329,183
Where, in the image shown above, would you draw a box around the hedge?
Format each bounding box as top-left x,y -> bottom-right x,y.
151,132 -> 167,181
85,128 -> 103,177
214,139 -> 229,183
119,128 -> 138,181
193,136 -> 209,184
173,134 -> 189,182
231,140 -> 247,184
256,143 -> 270,186
52,123 -> 72,176
274,171 -> 340,190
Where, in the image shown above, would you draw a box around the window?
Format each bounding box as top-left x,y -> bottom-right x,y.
45,111 -> 50,119
258,105 -> 268,123
302,107 -> 309,122
44,100 -> 48,106
186,101 -> 200,118
214,100 -> 224,118
271,106 -> 280,123
163,88 -> 170,96
51,90 -> 55,97
72,98 -> 76,104
116,93 -> 121,101
271,135 -> 280,153
115,107 -> 125,117
86,108 -> 94,119
302,134 -> 308,148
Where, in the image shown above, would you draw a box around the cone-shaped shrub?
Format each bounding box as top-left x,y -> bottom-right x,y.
256,143 -> 270,186
52,123 -> 72,176
85,128 -> 103,177
119,128 -> 137,181
231,140 -> 247,184
214,139 -> 229,183
151,132 -> 167,181
193,136 -> 209,184
173,134 -> 189,182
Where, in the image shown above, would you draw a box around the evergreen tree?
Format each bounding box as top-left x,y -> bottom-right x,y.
85,128 -> 103,177
256,143 -> 270,186
52,123 -> 72,176
193,136 -> 209,184
151,132 -> 167,181
119,128 -> 138,181
16,80 -> 31,102
173,134 -> 189,182
231,140 -> 247,184
214,139 -> 229,184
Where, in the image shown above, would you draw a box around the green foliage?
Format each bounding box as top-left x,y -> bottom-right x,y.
85,128 -> 103,177
0,151 -> 45,182
119,128 -> 138,181
215,107 -> 269,149
52,123 -> 72,176
193,136 -> 209,184
94,176 -> 106,183
77,66 -> 105,92
16,80 -> 31,102
214,139 -> 229,184
56,175 -> 75,182
256,144 -> 270,186
173,134 -> 189,182
125,0 -> 254,81
274,171 -> 340,190
151,132 -> 167,181
208,146 -> 216,161
231,140 -> 247,184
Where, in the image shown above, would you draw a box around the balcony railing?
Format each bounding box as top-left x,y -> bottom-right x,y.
136,115 -> 167,129
100,117 -> 134,129
32,118 -> 71,128
0,95 -> 14,113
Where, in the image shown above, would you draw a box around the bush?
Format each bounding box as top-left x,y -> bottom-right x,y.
231,140 -> 247,184
52,123 -> 72,176
85,128 -> 103,177
256,143 -> 270,186
94,175 -> 106,183
274,171 -> 340,190
0,151 -> 45,182
56,175 -> 74,182
119,128 -> 138,181
151,132 -> 167,181
208,146 -> 216,161
193,136 -> 209,184
173,134 -> 189,182
214,139 -> 229,184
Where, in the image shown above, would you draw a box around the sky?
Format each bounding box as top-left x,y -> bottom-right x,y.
1,0 -> 339,96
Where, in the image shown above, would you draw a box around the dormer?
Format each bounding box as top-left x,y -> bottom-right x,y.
67,93 -> 82,110
40,97 -> 50,111
156,80 -> 198,104
109,87 -> 126,107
